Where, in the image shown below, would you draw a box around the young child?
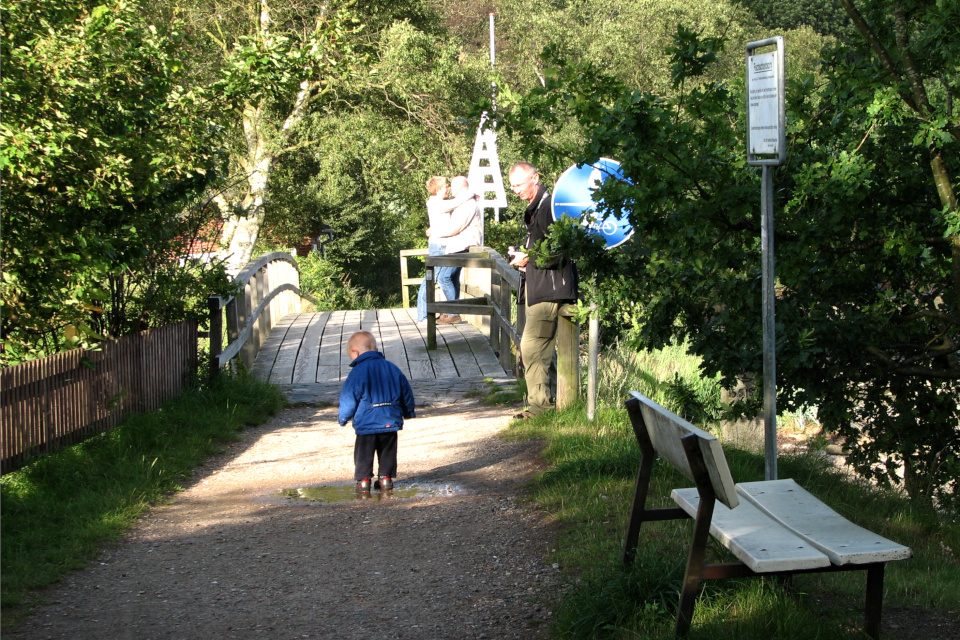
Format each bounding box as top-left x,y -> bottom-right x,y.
338,331 -> 415,493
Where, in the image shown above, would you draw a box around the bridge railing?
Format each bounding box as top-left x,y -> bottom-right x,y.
402,246 -> 581,407
208,252 -> 300,375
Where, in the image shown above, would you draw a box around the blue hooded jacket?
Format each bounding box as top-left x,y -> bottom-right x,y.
338,351 -> 415,435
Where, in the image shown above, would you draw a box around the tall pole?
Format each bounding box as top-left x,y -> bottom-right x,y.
761,165 -> 777,481
489,13 -> 497,116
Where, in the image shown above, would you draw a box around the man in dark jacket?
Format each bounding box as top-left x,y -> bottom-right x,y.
507,162 -> 578,419
338,331 -> 416,492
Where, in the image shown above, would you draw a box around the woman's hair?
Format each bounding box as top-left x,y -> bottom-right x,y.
426,176 -> 447,196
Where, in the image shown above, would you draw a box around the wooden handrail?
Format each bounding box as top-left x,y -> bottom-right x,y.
208,252 -> 301,375
407,245 -> 581,407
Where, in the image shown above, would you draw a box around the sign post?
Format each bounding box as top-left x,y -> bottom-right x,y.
553,158 -> 634,421
746,36 -> 786,481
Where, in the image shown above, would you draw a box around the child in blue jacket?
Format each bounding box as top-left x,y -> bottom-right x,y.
338,331 -> 415,493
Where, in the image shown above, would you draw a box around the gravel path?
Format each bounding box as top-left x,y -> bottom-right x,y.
9,380 -> 562,640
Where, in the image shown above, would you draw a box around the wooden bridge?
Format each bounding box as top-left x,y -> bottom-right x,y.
247,307 -> 513,405
251,308 -> 507,384
207,248 -> 580,406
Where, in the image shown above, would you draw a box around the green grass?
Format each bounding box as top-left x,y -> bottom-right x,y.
468,377 -> 527,405
0,372 -> 286,622
594,340 -> 723,427
508,403 -> 959,639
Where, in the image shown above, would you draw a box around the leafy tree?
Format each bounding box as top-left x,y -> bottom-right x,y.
262,17 -> 490,301
742,0 -> 856,41
1,1 -> 231,365
495,5 -> 958,508
167,0 -> 465,272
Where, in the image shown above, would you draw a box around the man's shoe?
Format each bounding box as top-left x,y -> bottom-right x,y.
378,476 -> 394,491
357,478 -> 371,493
437,314 -> 461,324
512,410 -> 537,420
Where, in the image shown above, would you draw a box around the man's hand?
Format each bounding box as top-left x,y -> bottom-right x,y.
426,227 -> 432,238
508,249 -> 528,268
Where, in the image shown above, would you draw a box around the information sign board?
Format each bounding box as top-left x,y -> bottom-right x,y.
746,37 -> 786,166
552,158 -> 633,250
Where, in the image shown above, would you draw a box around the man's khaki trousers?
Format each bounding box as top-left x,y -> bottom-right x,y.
520,301 -> 559,414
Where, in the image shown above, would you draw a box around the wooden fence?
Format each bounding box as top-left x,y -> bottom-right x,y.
0,320 -> 198,475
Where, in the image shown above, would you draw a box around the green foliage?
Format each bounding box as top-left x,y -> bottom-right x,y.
261,14 -> 489,302
0,372 -> 285,614
496,14 -> 959,507
595,340 -> 723,427
296,251 -> 377,311
492,0 -> 759,98
741,0 -> 855,41
1,1 -> 232,364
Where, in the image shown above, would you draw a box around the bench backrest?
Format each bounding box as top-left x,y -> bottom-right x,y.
629,391 -> 739,509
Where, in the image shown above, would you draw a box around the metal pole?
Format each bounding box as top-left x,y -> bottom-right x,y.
761,165 -> 778,480
489,13 -> 496,69
489,13 -> 497,117
587,304 -> 599,421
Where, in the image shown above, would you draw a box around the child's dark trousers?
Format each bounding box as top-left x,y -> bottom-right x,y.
354,432 -> 398,481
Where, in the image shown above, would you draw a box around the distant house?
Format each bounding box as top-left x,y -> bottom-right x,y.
176,217 -> 222,266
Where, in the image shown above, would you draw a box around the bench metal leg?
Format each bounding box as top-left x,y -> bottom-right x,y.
676,505 -> 713,637
676,435 -> 716,637
623,458 -> 653,564
864,563 -> 884,639
775,573 -> 795,597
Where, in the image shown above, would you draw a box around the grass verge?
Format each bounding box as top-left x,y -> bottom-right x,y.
507,405 -> 959,638
0,372 -> 286,624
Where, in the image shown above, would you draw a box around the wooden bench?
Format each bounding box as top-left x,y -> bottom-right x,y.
621,391 -> 912,638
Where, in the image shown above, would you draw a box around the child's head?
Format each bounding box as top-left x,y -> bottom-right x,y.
346,331 -> 377,361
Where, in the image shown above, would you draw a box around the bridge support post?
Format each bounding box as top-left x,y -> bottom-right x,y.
207,295 -> 223,379
498,274 -> 515,374
426,267 -> 437,349
556,309 -> 580,409
489,272 -> 501,353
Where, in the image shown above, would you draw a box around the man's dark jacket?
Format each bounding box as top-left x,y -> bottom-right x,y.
522,184 -> 578,305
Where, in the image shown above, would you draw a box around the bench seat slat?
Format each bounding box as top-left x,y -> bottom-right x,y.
672,487 -> 832,573
736,480 -> 913,566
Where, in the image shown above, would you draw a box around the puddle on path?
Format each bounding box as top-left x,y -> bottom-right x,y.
279,481 -> 464,504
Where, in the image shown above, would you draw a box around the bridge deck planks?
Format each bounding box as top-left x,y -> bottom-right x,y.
269,313 -> 312,384
256,308 -> 508,384
292,312 -> 329,383
250,314 -> 295,380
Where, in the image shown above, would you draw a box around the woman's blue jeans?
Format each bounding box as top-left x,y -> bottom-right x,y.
416,243 -> 461,322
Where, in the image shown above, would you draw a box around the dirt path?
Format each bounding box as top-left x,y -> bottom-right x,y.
9,381 -> 562,640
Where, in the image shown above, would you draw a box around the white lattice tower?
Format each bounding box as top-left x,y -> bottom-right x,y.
467,114 -> 508,226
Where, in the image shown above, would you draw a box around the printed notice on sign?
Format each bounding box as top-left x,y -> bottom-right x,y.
748,50 -> 780,156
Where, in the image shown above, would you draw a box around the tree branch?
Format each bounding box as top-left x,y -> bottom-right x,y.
898,310 -> 960,326
837,0 -> 917,110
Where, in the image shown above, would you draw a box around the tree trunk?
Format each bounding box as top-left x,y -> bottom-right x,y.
219,101 -> 275,273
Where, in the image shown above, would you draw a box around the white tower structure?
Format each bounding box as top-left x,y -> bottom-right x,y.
468,115 -> 508,228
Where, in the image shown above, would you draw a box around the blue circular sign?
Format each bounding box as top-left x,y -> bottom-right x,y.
552,158 -> 633,249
